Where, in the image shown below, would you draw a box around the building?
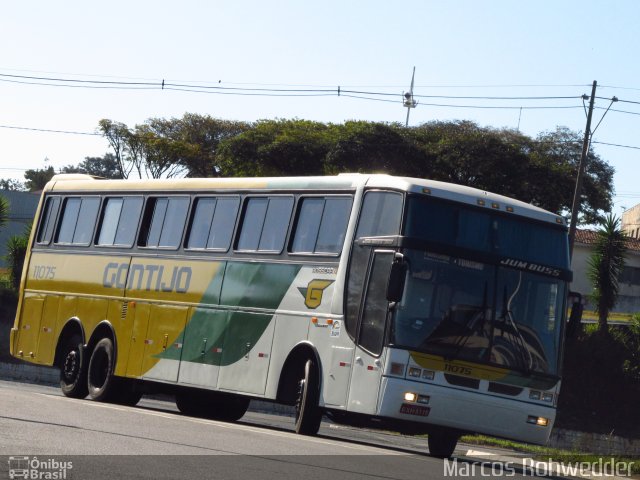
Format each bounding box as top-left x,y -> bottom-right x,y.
622,204 -> 640,239
0,190 -> 40,270
571,229 -> 640,320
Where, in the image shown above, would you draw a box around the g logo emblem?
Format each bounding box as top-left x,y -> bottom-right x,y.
298,279 -> 334,309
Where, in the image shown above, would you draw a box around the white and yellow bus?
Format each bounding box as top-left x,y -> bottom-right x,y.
10,173 -> 572,457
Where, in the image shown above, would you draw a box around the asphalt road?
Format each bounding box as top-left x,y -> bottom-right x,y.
0,380 -> 561,480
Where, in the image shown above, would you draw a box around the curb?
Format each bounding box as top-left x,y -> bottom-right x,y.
0,361 -> 59,385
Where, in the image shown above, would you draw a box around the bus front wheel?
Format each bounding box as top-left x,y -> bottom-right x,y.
428,431 -> 459,458
59,334 -> 88,399
294,359 -> 322,435
87,337 -> 117,402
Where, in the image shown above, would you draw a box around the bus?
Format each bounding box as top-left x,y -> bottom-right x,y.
10,173 -> 572,457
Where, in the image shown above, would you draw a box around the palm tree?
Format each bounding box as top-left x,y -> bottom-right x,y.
587,214 -> 628,335
0,194 -> 8,229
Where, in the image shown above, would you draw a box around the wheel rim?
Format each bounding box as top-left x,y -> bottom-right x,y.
295,379 -> 306,421
89,348 -> 109,390
63,350 -> 78,382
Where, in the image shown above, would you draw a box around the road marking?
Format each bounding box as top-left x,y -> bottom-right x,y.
466,449 -> 496,456
36,393 -> 403,455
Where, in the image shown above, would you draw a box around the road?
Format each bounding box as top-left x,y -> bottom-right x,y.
0,380 -> 563,480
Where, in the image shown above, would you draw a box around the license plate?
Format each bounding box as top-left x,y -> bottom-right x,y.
399,403 -> 430,417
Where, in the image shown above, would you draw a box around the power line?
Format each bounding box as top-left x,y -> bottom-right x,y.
592,140 -> 640,151
0,72 -> 590,103
0,124 -> 100,136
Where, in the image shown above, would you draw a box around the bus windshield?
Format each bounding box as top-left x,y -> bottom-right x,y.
405,196 -> 569,270
392,250 -> 566,375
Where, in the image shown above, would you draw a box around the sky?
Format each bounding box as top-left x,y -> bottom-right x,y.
1,0 -> 639,215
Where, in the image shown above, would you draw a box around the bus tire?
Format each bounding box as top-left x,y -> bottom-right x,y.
176,391 -> 249,422
87,337 -> 117,402
294,359 -> 322,435
428,431 -> 459,458
59,334 -> 88,399
113,379 -> 143,406
212,393 -> 249,422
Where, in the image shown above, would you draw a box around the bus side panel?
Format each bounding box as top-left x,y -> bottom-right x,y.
35,295 -> 61,365
264,313 -> 310,400
13,293 -> 44,362
55,296 -> 78,338
141,304 -> 188,382
76,297 -> 109,345
124,302 -> 151,378
177,307 -> 229,389
108,300 -> 131,378
217,311 -> 275,395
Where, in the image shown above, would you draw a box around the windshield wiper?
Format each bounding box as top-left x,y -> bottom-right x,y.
496,282 -> 533,375
443,283 -> 490,361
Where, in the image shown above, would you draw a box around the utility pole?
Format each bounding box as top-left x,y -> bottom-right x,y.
404,67 -> 417,127
568,80 -> 597,259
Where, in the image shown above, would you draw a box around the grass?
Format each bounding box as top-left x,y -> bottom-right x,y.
461,435 -> 640,474
0,271 -> 10,290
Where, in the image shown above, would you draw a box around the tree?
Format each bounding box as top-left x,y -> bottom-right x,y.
0,179 -> 25,191
98,119 -> 136,179
410,122 -> 614,222
6,228 -> 29,291
588,214 -> 628,335
411,121 -> 531,199
325,121 -> 427,176
0,194 -> 8,230
171,114 -> 250,177
532,127 -> 613,224
24,166 -> 55,192
61,154 -> 123,179
218,119 -> 331,177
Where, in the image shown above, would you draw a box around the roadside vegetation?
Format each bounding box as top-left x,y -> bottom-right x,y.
462,435 -> 640,474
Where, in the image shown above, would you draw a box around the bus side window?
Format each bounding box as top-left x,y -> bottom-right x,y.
96,197 -> 143,247
36,196 -> 61,245
139,197 -> 190,249
236,196 -> 294,253
290,196 -> 352,255
54,196 -> 100,245
355,191 -> 403,238
346,191 -> 403,339
186,196 -> 240,251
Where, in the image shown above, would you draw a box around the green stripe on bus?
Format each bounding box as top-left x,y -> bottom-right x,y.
157,262 -> 301,365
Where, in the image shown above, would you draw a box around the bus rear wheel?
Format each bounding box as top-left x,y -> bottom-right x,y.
176,391 -> 249,421
294,359 -> 322,435
59,334 -> 88,399
428,430 -> 459,458
87,338 -> 117,402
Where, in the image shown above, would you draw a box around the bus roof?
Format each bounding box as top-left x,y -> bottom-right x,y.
46,173 -> 565,226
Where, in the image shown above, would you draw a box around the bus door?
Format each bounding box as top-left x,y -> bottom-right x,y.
348,250 -> 395,414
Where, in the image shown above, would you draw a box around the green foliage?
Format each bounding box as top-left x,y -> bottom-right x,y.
5,232 -> 28,291
218,119 -> 331,177
533,127 -> 613,224
613,315 -> 640,382
0,178 -> 26,191
587,214 -> 628,334
99,115 -> 250,179
99,115 -> 615,221
558,325 -> 640,436
0,194 -> 8,229
61,153 -> 123,179
24,166 -> 55,191
325,121 -> 426,176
